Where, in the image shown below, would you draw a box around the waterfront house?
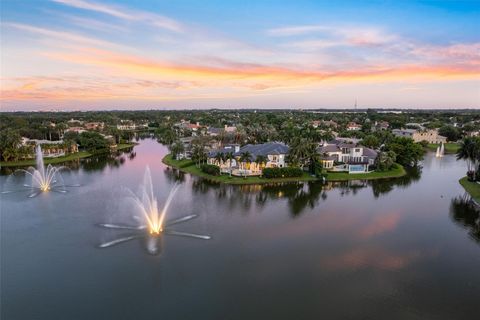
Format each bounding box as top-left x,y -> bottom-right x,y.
208,142 -> 289,176
318,140 -> 377,173
21,138 -> 78,157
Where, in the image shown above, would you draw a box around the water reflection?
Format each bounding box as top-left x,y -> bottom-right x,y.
450,195 -> 480,243
189,165 -> 423,217
163,167 -> 185,183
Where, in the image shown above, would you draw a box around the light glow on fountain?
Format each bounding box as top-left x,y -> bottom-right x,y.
435,142 -> 445,158
98,166 -> 210,254
132,167 -> 180,235
22,145 -> 67,197
2,145 -> 80,197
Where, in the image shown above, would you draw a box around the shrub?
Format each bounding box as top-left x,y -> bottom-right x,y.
262,167 -> 303,178
200,164 -> 220,176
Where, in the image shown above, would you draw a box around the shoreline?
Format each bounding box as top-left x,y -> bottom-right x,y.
426,142 -> 460,154
0,143 -> 136,167
459,177 -> 480,208
162,154 -> 406,185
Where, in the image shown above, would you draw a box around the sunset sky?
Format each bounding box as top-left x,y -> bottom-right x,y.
1,0 -> 479,110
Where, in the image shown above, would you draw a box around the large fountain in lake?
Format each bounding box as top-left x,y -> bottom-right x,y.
98,167 -> 210,255
2,145 -> 78,198
436,143 -> 445,158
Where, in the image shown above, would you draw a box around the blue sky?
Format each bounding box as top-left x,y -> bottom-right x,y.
1,0 -> 479,110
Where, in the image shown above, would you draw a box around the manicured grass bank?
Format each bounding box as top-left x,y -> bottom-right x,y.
162,154 -> 316,184
0,143 -> 135,167
459,177 -> 480,203
427,143 -> 460,153
162,154 -> 406,184
324,164 -> 406,181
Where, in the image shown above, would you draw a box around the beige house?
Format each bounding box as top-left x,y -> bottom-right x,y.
393,129 -> 447,143
412,129 -> 447,144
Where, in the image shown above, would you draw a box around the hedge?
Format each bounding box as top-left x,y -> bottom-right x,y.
200,164 -> 220,176
262,167 -> 303,178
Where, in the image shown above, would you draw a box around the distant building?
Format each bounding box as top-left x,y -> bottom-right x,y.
374,121 -> 389,131
346,122 -> 362,131
67,118 -> 83,126
65,127 -> 85,134
84,122 -> 104,130
312,120 -> 338,129
393,129 -> 447,144
207,125 -> 237,136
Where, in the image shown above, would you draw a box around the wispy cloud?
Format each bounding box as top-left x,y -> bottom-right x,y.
267,24 -> 397,47
51,0 -> 184,32
4,22 -> 116,48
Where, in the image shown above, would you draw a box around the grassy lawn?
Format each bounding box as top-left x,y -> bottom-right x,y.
163,154 -> 406,184
0,143 -> 136,167
427,142 -> 460,153
324,164 -> 406,181
459,177 -> 480,203
117,143 -> 136,151
162,154 -> 317,184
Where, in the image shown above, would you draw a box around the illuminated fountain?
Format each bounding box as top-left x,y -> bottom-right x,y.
2,145 -> 78,198
435,142 -> 445,158
98,167 -> 210,254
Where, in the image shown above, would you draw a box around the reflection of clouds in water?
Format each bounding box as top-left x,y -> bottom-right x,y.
321,247 -> 434,271
358,212 -> 401,239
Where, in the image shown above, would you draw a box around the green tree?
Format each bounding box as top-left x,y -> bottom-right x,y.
78,131 -> 108,153
214,152 -> 225,166
439,125 -> 461,142
361,135 -> 380,149
239,151 -> 252,177
255,154 -> 268,168
0,129 -> 21,161
225,151 -> 235,176
374,151 -> 397,171
456,137 -> 480,180
385,137 -> 423,167
169,140 -> 185,160
191,143 -> 207,167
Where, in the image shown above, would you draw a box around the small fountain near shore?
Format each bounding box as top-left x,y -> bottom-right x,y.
436,143 -> 445,158
1,145 -> 78,198
98,167 -> 210,254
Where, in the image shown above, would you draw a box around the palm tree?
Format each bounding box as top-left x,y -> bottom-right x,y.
191,143 -> 207,167
457,137 -> 480,180
255,155 -> 268,173
225,151 -> 235,176
239,151 -> 252,178
169,140 -> 185,160
214,152 -> 225,167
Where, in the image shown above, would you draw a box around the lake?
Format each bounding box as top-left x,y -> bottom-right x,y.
1,138 -> 479,320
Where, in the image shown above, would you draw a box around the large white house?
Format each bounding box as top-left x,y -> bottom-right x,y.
318,139 -> 377,173
208,142 -> 289,176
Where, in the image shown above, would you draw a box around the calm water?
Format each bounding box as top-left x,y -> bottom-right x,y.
1,139 -> 479,320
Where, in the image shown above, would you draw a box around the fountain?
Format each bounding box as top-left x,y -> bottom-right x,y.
436,143 -> 445,158
98,167 -> 210,254
2,145 -> 78,197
